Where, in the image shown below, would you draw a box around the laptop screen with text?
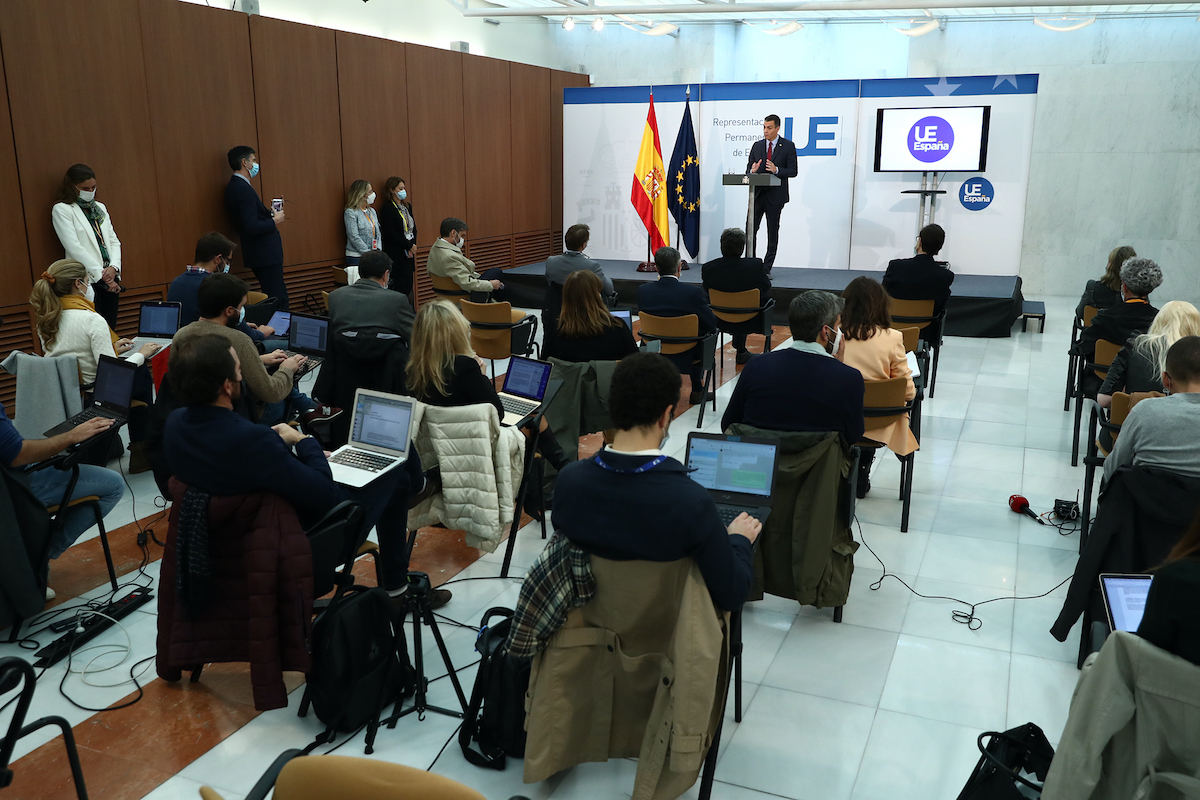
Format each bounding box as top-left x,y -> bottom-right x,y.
351,394 -> 413,452
1101,575 -> 1154,632
687,437 -> 777,498
289,314 -> 329,353
140,303 -> 180,336
502,357 -> 552,401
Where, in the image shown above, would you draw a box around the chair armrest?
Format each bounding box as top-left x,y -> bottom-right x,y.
863,405 -> 911,417
637,332 -> 708,345
469,320 -> 521,331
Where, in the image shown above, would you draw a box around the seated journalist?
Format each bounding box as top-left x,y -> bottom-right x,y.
551,352 -> 761,611
161,333 -> 439,606
327,250 -> 415,341
700,227 -> 772,364
722,290 -> 865,446
637,246 -> 720,405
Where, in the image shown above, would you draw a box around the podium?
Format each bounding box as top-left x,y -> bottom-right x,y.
723,173 -> 780,259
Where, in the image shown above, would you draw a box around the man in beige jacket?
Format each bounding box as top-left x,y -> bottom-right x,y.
426,217 -> 507,302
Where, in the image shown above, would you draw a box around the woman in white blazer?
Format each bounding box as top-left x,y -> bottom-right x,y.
51,164 -> 122,329
841,276 -> 918,499
31,259 -> 159,470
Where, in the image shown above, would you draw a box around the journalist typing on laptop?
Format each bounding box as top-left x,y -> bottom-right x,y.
163,334 -> 429,604
551,352 -> 762,612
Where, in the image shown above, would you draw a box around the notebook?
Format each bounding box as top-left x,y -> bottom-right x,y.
1099,573 -> 1154,632
498,357 -> 553,426
685,433 -> 780,525
327,389 -> 414,488
284,312 -> 329,378
127,301 -> 181,351
44,355 -> 137,436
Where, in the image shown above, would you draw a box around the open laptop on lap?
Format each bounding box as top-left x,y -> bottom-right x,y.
685,433 -> 780,525
327,389 -> 415,488
497,356 -> 553,427
284,312 -> 329,378
45,354 -> 137,436
1099,573 -> 1154,632
610,309 -> 633,328
127,301 -> 181,352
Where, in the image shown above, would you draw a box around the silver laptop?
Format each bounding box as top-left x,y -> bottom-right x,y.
685,433 -> 780,525
498,356 -> 553,426
610,309 -> 633,328
327,389 -> 415,488
127,301 -> 181,351
1099,573 -> 1154,632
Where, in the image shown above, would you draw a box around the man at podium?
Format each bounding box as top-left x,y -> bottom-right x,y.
746,115 -> 798,272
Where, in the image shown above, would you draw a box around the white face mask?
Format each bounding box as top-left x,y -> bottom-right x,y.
82,282 -> 95,303
365,192 -> 376,205
825,325 -> 843,355
456,235 -> 466,249
78,189 -> 96,203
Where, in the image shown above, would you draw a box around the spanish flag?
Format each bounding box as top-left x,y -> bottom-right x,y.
631,94 -> 670,254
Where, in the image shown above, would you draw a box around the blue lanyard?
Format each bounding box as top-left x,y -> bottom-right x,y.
592,452 -> 668,474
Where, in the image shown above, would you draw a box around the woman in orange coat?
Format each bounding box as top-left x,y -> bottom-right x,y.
841,276 -> 917,498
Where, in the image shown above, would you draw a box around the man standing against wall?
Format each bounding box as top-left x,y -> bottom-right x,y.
225,146 -> 289,309
746,115 -> 798,272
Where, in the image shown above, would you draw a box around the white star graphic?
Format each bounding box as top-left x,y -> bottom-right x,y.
925,77 -> 961,96
992,75 -> 1019,90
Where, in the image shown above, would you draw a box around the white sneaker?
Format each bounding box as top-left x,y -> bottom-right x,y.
45,587 -> 56,601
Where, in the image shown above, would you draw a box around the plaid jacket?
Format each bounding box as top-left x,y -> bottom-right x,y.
505,533 -> 596,659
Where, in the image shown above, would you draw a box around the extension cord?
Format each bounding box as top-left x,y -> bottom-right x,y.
34,587 -> 154,668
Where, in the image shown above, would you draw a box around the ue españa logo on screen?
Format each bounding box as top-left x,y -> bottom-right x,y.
908,116 -> 954,163
959,177 -> 994,211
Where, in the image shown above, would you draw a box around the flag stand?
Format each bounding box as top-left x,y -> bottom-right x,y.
637,234 -> 655,272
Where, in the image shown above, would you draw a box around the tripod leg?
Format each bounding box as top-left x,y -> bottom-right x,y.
425,607 -> 469,712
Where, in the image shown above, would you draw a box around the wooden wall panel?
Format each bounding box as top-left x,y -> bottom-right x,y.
249,16 -> 343,266
405,45 -> 466,250
139,0 -> 259,273
511,64 -> 551,236
0,54 -> 31,307
463,56 -> 511,242
0,0 -> 165,288
550,71 -> 590,238
336,31 -> 410,232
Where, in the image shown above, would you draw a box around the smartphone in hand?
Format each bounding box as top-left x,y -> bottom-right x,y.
272,198 -> 284,213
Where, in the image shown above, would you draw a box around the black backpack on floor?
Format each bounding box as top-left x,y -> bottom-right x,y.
459,607 -> 531,769
301,586 -> 414,740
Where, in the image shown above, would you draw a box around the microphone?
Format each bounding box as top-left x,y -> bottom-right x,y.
1009,494 -> 1045,525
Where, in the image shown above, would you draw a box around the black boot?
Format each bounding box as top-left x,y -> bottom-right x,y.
856,449 -> 875,499
536,428 -> 572,472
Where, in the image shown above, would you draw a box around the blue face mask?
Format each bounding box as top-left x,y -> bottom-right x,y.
249,162 -> 260,178
397,189 -> 407,201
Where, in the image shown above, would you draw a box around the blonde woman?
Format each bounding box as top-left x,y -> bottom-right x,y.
343,179 -> 381,267
1099,300 -> 1200,409
31,259 -> 159,469
52,164 -> 122,329
408,301 -> 569,469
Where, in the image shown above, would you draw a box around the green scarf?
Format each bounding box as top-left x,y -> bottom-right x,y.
76,199 -> 111,266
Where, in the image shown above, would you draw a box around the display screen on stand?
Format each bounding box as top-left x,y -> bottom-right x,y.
874,106 -> 991,173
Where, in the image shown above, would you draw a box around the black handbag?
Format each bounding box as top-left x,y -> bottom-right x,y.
956,723 -> 1055,800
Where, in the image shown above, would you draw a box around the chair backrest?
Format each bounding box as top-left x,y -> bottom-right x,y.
1094,339 -> 1123,378
430,274 -> 468,306
243,296 -> 279,326
306,501 -> 367,601
332,266 -> 349,287
273,754 -> 487,800
888,298 -> 936,331
1109,391 -> 1163,445
246,290 -> 269,306
637,311 -> 699,355
1082,304 -> 1099,327
707,288 -> 760,324
896,326 -> 920,354
319,290 -> 330,313
861,376 -> 910,432
461,299 -> 515,360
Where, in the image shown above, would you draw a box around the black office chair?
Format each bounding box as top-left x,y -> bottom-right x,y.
0,658 -> 88,800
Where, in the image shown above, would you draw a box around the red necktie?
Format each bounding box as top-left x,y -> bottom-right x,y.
767,140 -> 774,161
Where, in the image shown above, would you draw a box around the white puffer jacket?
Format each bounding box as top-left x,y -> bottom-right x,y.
406,401 -> 527,553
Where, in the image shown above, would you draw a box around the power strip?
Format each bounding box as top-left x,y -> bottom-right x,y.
34,587 -> 154,668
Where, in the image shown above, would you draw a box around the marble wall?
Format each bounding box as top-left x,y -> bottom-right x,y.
910,18 -> 1200,304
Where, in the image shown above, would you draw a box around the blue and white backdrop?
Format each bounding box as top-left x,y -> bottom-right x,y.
562,75 -> 1038,276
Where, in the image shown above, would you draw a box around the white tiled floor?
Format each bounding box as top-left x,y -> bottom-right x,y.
2,296 -> 1099,799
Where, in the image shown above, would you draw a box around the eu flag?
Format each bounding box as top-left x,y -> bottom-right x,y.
667,94 -> 700,259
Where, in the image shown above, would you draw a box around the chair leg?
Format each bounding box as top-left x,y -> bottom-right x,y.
536,458 -> 547,540
697,713 -> 724,800
92,504 -> 118,593
929,340 -> 940,398
502,447 -> 538,578
717,332 -> 725,380
696,371 -> 708,428
1064,353 -> 1077,411
833,606 -> 843,623
731,609 -> 743,723
1071,387 -> 1084,468
900,454 -> 913,533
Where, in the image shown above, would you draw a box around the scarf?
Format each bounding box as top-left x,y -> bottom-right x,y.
60,293 -> 120,348
76,199 -> 112,266
176,487 -> 213,619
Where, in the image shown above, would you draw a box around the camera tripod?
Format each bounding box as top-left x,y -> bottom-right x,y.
382,571 -> 468,727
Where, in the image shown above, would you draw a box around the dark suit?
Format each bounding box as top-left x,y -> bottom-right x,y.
1071,299 -> 1158,365
721,348 -> 865,445
542,250 -> 615,344
745,137 -> 798,270
225,175 -> 287,309
327,278 -> 415,342
637,276 -> 718,386
882,253 -> 955,344
701,255 -> 772,352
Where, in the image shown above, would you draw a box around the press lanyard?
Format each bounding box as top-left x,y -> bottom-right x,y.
364,210 -> 377,248
592,452 -> 668,474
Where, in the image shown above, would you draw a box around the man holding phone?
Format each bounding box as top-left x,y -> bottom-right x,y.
225,145 -> 289,310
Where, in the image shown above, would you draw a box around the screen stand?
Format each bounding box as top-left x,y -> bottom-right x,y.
900,171 -> 947,236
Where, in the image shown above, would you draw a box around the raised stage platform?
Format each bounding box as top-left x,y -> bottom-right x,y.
503,260 -> 1024,338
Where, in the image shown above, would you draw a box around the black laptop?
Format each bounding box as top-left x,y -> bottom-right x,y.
1099,573 -> 1154,632
45,354 -> 138,436
283,312 -> 329,377
685,432 -> 780,525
